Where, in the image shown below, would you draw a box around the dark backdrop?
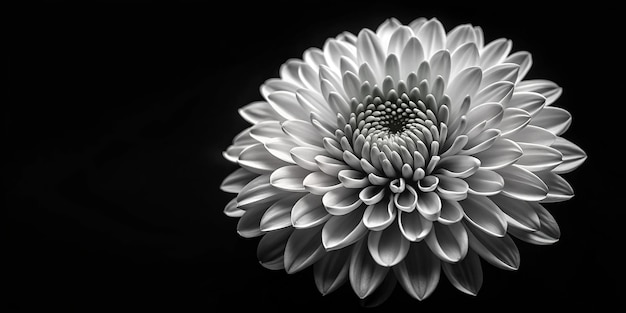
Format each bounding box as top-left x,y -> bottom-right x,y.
7,1 -> 624,311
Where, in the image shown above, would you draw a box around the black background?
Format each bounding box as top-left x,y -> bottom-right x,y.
7,1 -> 624,311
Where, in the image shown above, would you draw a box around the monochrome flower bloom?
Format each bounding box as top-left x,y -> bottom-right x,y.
221,17 -> 586,301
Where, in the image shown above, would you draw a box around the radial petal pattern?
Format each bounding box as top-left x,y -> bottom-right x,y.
221,17 -> 586,303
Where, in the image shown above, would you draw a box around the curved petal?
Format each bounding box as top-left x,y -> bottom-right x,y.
314,249 -> 351,295
284,225 -> 326,274
446,24 -> 477,51
480,63 -> 519,88
357,29 -> 386,80
551,137 -> 587,174
465,102 -> 504,131
462,129 -> 501,155
435,175 -> 468,201
237,175 -> 282,209
291,193 -> 331,229
322,187 -> 363,215
425,222 -> 468,263
368,223 -> 410,267
237,204 -> 268,238
359,185 -> 386,205
267,91 -> 309,121
438,199 -> 464,225
282,119 -> 323,147
338,169 -> 370,188
238,101 -> 280,124
223,197 -> 244,218
499,107 -> 531,136
430,50 -> 451,84
508,202 -> 560,245
466,222 -> 520,270
507,91 -> 546,117
387,25 -> 414,56
322,209 -> 367,251
398,209 -> 432,241
515,79 -> 562,106
416,18 -> 446,58
400,37 -> 425,79
394,185 -> 418,212
504,51 -> 532,82
450,42 -> 479,77
349,239 -> 390,299
394,242 -> 441,300
479,38 -> 512,69
257,227 -> 294,270
220,168 -> 257,193
249,121 -> 287,144
535,171 -> 574,203
290,146 -> 326,171
490,193 -> 540,232
446,66 -> 482,112
238,143 -> 290,174
441,249 -> 483,296
315,155 -> 350,177
516,143 -> 563,172
474,81 -> 514,106
473,138 -> 523,170
260,195 -> 300,231
496,165 -> 548,201
416,191 -> 442,221
270,166 -> 310,192
303,171 -> 342,195
265,138 -> 297,163
465,169 -> 504,196
529,106 -> 572,135
506,125 -> 556,146
363,197 -> 396,231
460,195 -> 507,237
436,155 -> 481,178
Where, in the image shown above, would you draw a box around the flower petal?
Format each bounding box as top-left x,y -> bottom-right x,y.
257,227 -> 294,270
535,171 -> 574,203
435,175 -> 468,201
465,102 -> 504,131
504,51 -> 532,82
446,66 -> 482,112
506,125 -> 556,146
425,222 -> 468,263
400,37 -> 425,79
507,91 -> 546,117
363,197 -> 396,231
284,225 -> 326,274
480,63 -> 519,88
303,171 -> 342,195
239,101 -> 280,124
237,174 -> 282,209
220,168 -> 257,193
338,169 -> 369,188
465,169 -> 504,196
270,165 -> 310,192
498,107 -> 531,136
264,138 -> 297,164
357,29 -> 386,80
460,195 -> 507,237
441,250 -> 483,296
394,242 -> 441,300
237,203 -> 268,238
359,185 -> 386,205
515,79 -> 562,105
436,155 -> 481,178
509,202 -> 560,245
430,49 -> 451,84
529,106 -> 572,135
466,222 -> 520,270
516,143 -> 563,172
261,78 -> 300,99
479,38 -> 512,69
473,138 -> 523,170
450,42 -> 479,77
223,197 -> 244,218
394,185 -> 418,212
322,187 -> 363,215
315,155 -> 350,177
267,91 -> 309,121
496,165 -> 548,201
446,24 -> 477,51
290,146 -> 326,171
490,193 -> 540,232
260,195 -> 300,232
398,209 -> 433,241
463,128 -> 501,155
473,81 -> 514,106
282,119 -> 323,147
438,199 -> 464,225
322,209 -> 367,251
238,143 -> 290,174
314,249 -> 351,295
249,121 -> 286,144
551,137 -> 587,174
291,193 -> 331,229
387,25 -> 414,55
416,191 -> 442,221
350,239 -> 390,299
416,18 -> 445,58
368,223 -> 410,267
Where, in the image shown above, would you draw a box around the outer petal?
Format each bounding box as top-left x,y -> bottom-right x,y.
516,143 -> 563,172
284,225 -> 326,274
490,194 -> 540,232
515,79 -> 562,105
425,222 -> 468,263
416,18 -> 446,58
223,197 -> 244,218
270,165 -> 310,192
465,222 -> 520,270
291,193 -> 331,228
350,239 -> 390,299
322,187 -> 363,215
441,249 -> 483,296
257,227 -> 294,270
238,101 -> 280,124
322,209 -> 367,251
393,242 -> 441,300
551,137 -> 587,174
535,171 -> 574,203
260,195 -> 301,231
398,210 -> 433,241
314,249 -> 351,295
363,197 -> 396,231
238,143 -> 290,174
473,138 -> 523,170
496,165 -> 548,201
508,202 -> 560,245
368,223 -> 410,267
220,168 -> 257,193
460,195 -> 507,237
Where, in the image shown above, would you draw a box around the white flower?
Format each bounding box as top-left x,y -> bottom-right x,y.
220,17 -> 586,302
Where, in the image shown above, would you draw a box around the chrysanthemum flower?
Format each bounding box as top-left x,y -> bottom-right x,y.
220,17 -> 586,301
